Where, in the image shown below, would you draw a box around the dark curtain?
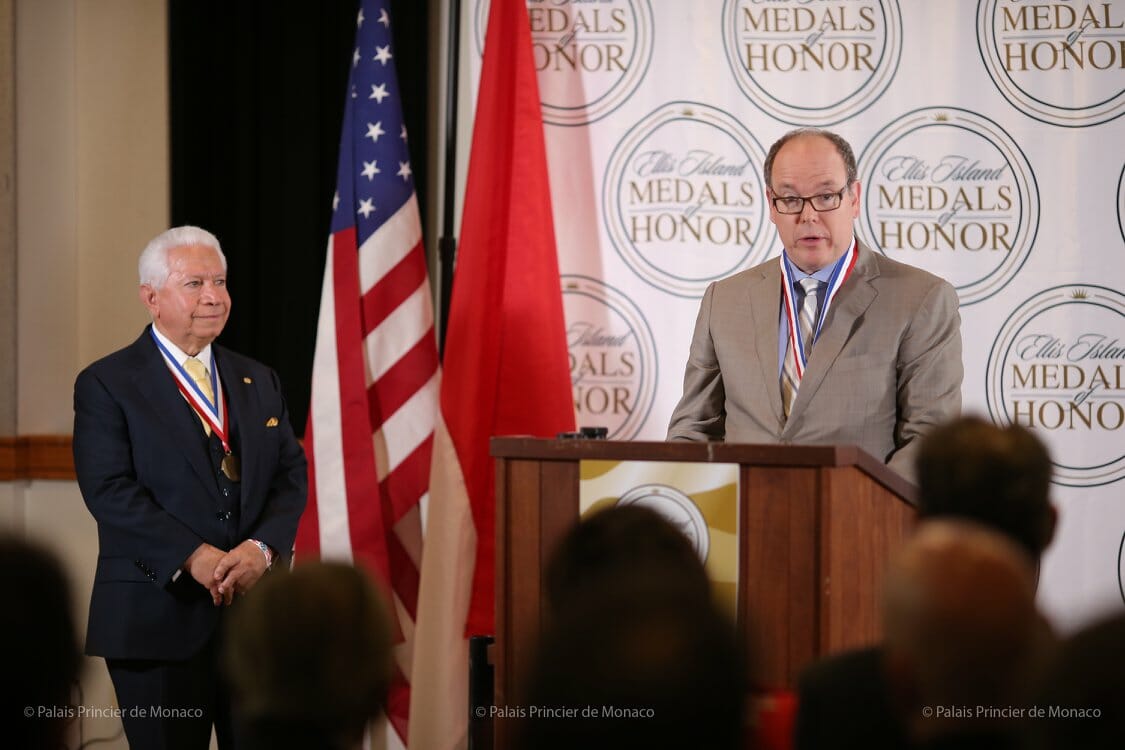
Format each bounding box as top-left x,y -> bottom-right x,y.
168,0 -> 430,433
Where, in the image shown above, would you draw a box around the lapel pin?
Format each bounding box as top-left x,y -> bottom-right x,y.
243,377 -> 253,384
266,417 -> 279,427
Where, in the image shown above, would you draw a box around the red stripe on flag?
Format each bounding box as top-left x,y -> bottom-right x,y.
367,330 -> 438,428
382,433 -> 433,522
360,239 -> 428,335
386,528 -> 420,619
385,666 -> 411,745
331,228 -> 392,580
294,420 -> 321,557
376,440 -> 429,620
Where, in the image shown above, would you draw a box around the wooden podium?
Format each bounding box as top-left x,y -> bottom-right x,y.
491,438 -> 916,718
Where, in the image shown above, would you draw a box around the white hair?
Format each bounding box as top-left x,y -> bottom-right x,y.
138,226 -> 227,287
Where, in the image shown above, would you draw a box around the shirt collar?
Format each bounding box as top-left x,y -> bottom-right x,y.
150,325 -> 214,369
783,234 -> 856,286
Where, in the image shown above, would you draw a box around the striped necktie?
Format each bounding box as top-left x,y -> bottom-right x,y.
781,277 -> 822,419
182,357 -> 214,436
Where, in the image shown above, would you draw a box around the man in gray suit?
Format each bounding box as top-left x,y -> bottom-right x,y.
667,128 -> 962,481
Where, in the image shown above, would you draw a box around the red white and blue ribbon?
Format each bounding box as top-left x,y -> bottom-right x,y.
780,238 -> 858,379
151,328 -> 231,453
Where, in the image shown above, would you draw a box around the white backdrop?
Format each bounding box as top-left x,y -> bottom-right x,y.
461,0 -> 1125,633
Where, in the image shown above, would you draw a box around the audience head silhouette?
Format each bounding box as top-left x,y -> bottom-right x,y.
1,534 -> 81,750
882,520 -> 1050,746
519,505 -> 747,750
224,561 -> 393,750
544,502 -> 714,613
915,415 -> 1055,562
1037,611 -> 1125,749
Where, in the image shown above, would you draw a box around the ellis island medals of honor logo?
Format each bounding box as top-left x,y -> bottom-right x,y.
986,285 -> 1125,488
602,101 -> 768,298
977,0 -> 1125,127
563,275 -> 658,439
474,0 -> 654,126
721,0 -> 902,125
859,107 -> 1039,306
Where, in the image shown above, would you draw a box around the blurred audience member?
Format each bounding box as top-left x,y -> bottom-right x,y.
1035,611 -> 1125,750
0,533 -> 81,750
796,416 -> 1056,750
915,415 -> 1056,572
795,645 -> 908,750
224,561 -> 392,750
544,503 -> 714,613
882,520 -> 1050,749
518,505 -> 748,750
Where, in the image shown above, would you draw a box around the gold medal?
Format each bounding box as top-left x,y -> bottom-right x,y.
221,453 -> 241,482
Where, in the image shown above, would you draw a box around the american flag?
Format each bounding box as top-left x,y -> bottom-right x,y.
296,1 -> 438,745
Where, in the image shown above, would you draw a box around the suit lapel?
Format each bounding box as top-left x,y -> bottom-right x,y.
784,243 -> 880,427
747,261 -> 786,423
132,329 -> 220,499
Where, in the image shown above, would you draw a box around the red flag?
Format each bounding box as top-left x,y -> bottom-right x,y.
296,2 -> 438,745
410,0 -> 575,746
444,0 -> 575,637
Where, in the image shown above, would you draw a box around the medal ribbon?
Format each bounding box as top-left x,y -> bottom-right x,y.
780,238 -> 858,379
151,329 -> 232,454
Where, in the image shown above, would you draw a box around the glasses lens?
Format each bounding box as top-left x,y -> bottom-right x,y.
776,197 -> 803,213
810,192 -> 842,211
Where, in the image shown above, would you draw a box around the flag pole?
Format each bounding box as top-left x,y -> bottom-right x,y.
437,0 -> 462,359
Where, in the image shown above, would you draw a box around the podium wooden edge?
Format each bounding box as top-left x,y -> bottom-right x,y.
490,437 -> 917,505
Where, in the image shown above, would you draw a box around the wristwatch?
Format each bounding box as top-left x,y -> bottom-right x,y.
250,539 -> 275,569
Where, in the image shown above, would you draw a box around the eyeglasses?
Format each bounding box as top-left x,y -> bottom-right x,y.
770,184 -> 852,214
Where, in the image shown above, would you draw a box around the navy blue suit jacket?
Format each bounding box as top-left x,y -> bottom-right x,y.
73,327 -> 307,660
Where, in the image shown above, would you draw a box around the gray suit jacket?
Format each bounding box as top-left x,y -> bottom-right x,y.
666,242 -> 962,482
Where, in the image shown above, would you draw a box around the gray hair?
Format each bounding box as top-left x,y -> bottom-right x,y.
763,128 -> 858,190
138,226 -> 226,287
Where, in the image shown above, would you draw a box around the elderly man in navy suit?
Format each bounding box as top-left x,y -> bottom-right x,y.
73,226 -> 307,749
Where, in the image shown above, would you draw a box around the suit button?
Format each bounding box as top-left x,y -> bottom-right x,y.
216,510 -> 232,521
222,489 -> 230,497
